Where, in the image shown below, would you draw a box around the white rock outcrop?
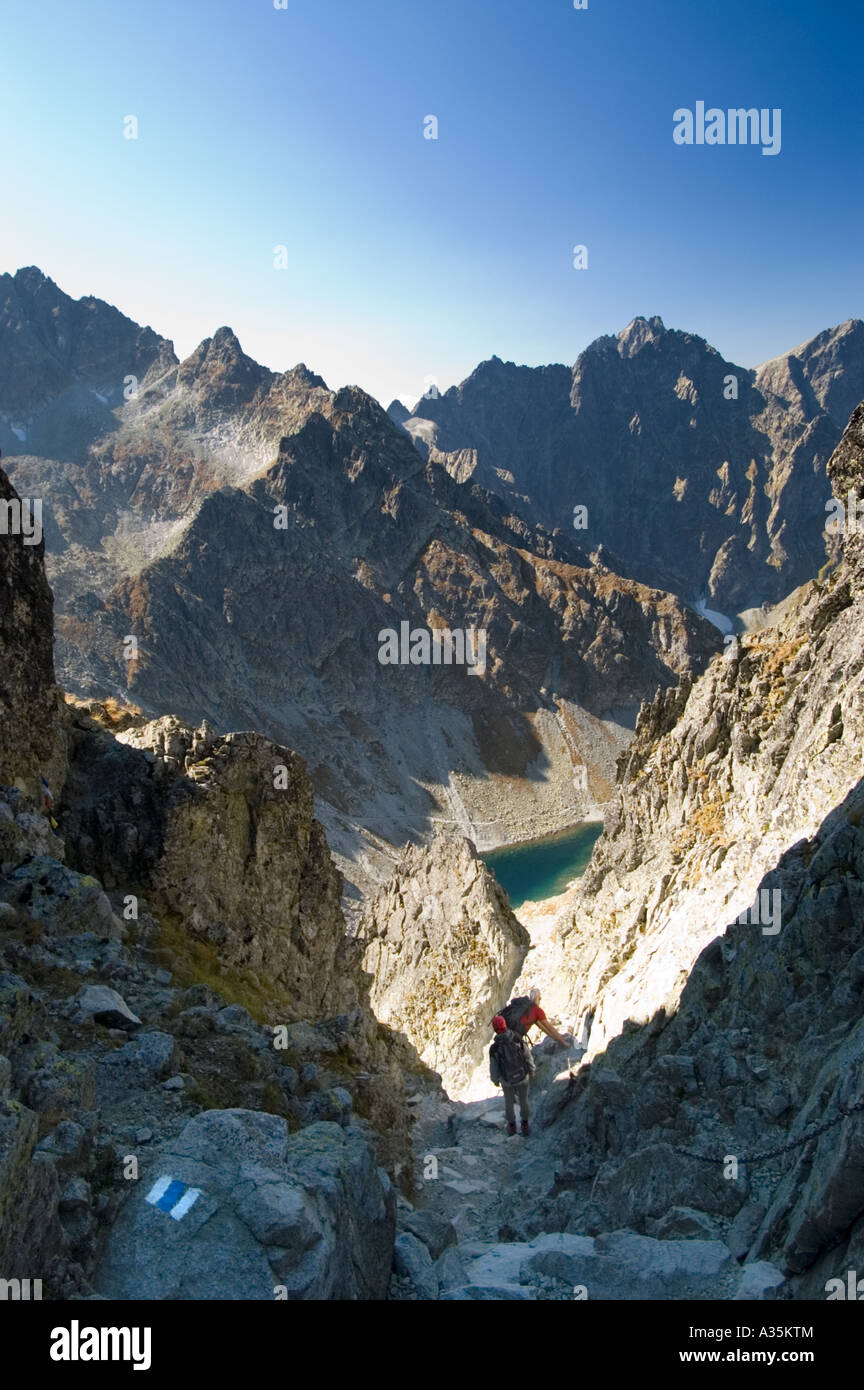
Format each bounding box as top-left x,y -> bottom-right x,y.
361,834 -> 529,1096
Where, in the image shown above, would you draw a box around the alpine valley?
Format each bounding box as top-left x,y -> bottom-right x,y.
2,266 -> 864,1302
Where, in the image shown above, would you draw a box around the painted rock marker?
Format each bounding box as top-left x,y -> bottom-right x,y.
145,1176 -> 203,1221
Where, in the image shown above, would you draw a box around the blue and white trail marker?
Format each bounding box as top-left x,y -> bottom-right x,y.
145,1176 -> 203,1221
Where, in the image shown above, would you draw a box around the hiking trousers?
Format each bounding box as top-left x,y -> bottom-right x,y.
502,1079 -> 530,1124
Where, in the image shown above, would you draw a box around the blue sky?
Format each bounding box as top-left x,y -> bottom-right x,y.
1,0 -> 861,407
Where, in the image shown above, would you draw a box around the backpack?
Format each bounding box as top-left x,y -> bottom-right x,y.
493,1031 -> 531,1086
500,995 -> 531,1037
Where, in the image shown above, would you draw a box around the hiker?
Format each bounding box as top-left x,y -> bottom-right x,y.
500,986 -> 570,1048
41,776 -> 58,831
489,1014 -> 535,1136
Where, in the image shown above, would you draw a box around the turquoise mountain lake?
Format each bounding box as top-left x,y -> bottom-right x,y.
483,822 -> 604,910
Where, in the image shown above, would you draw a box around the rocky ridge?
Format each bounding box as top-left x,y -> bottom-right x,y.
548,402 -> 864,1061
59,708 -> 359,1018
399,316 -> 864,612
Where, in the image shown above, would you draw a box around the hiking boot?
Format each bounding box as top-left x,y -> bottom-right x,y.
521,1120 -> 530,1137
506,1121 -> 517,1137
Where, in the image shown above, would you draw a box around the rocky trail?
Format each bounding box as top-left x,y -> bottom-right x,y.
390,1037 -> 788,1302
390,1038 -> 582,1300
415,1043 -> 572,1237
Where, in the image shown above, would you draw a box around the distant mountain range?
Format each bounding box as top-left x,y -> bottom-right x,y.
391,314 -> 864,613
2,266 -> 858,896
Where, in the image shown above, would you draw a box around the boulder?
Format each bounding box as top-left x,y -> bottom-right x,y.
100,1031 -> 177,1085
93,1111 -> 396,1300
35,1120 -> 90,1173
59,1175 -> 91,1212
590,1143 -> 748,1230
434,1243 -> 469,1292
14,1042 -> 95,1122
393,1232 -> 440,1300
465,1233 -> 592,1291
734,1262 -> 786,1301
77,985 -> 141,1031
591,1230 -> 735,1298
0,859 -> 121,939
459,1230 -> 749,1300
726,1198 -> 767,1261
282,1022 -> 337,1057
399,1208 -> 458,1260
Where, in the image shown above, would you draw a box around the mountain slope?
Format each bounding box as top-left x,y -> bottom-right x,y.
496,400 -> 864,1291
52,380 -> 717,896
0,468 -> 66,796
0,460 -> 421,1299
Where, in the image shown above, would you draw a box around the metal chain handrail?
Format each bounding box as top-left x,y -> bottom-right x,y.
672,1096 -> 864,1168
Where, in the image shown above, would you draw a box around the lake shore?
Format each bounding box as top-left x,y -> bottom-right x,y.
482,821 -> 603,910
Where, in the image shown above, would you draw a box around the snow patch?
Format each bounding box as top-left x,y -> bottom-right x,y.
404,417 -> 437,445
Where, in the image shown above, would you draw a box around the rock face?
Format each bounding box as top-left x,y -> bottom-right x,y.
400,316 -> 864,611
0,737 -> 417,1296
0,466 -> 65,796
0,267 -> 166,459
58,709 -> 359,1017
150,730 -> 355,1014
546,402 -> 864,1064
94,1110 -> 396,1300
504,767 -> 864,1296
360,835 -> 530,1094
494,400 -> 864,1295
67,454 -> 712,893
0,740 -> 415,1298
3,272 -> 720,900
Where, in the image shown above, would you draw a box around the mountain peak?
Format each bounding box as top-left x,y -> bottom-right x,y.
0,266 -> 167,444
13,264 -> 55,290
211,324 -> 242,346
617,315 -> 667,356
387,398 -> 411,424
177,327 -> 270,399
205,326 -> 250,363
287,362 -> 328,390
756,318 -> 864,430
